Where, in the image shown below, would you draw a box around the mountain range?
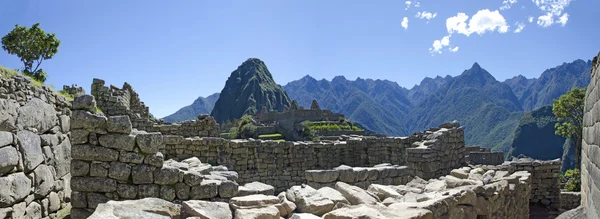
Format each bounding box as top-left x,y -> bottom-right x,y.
162,58 -> 592,156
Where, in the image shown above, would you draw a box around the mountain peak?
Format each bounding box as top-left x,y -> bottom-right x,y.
332,75 -> 347,83
471,62 -> 482,70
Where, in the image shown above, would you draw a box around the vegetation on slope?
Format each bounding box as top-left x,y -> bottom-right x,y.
509,105 -> 566,160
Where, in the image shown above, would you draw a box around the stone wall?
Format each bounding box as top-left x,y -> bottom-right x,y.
68,95 -> 239,218
258,109 -> 344,123
561,192 -> 581,212
406,126 -> 466,179
136,115 -> 219,138
91,78 -> 153,122
305,164 -> 413,190
581,52 -> 600,219
0,75 -> 72,218
468,152 -> 505,165
315,130 -> 365,137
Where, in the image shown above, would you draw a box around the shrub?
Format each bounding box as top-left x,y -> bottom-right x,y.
563,168 -> 581,192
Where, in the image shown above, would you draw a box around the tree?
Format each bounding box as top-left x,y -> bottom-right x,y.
552,87 -> 585,169
1,23 -> 60,82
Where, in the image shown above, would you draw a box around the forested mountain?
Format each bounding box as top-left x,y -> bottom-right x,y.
162,93 -> 219,122
210,58 -> 291,123
407,75 -> 452,105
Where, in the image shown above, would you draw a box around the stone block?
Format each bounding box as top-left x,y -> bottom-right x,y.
117,184 -> 138,199
17,130 -> 43,172
190,180 -> 219,199
0,146 -> 19,175
138,184 -> 160,198
33,164 -> 55,197
70,129 -> 89,145
144,152 -> 164,168
98,134 -> 136,151
108,162 -> 131,181
0,172 -> 31,207
72,144 -> 118,162
136,133 -> 163,154
17,98 -> 58,134
71,177 -> 117,193
132,164 -> 154,184
70,110 -> 107,131
107,116 -> 132,134
89,162 -> 110,177
119,151 -> 145,164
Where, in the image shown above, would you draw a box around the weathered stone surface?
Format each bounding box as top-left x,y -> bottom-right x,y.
238,181 -> 275,196
71,160 -> 90,176
136,133 -> 163,154
48,192 -> 60,213
0,207 -> 11,219
108,162 -> 131,181
70,110 -> 107,131
17,130 -> 43,172
0,173 -> 31,207
139,184 -> 160,198
90,161 -> 110,177
190,180 -> 219,199
59,115 -> 70,133
176,182 -> 190,200
132,164 -> 154,184
87,193 -> 110,209
71,177 -> 117,192
160,185 -> 176,201
71,191 -> 87,208
324,203 -> 433,219
0,131 -> 13,147
230,194 -> 281,209
450,169 -> 469,179
33,164 -> 55,197
88,198 -> 181,219
40,134 -> 59,146
107,116 -> 132,134
0,146 -> 19,175
98,134 -> 135,151
182,200 -> 232,219
0,99 -> 19,131
278,191 -> 297,217
72,144 -> 118,162
72,95 -> 97,112
234,206 -> 280,219
367,184 -> 403,200
290,213 -> 322,219
286,185 -> 334,216
119,151 -> 145,164
11,202 -> 26,218
52,138 -> 71,177
334,182 -> 380,205
316,187 -> 349,206
210,171 -> 239,181
144,152 -> 164,168
154,166 -> 180,185
218,180 -> 239,198
17,98 -> 57,134
306,170 -> 339,183
70,129 -> 89,145
24,202 -> 41,219
117,184 -> 138,199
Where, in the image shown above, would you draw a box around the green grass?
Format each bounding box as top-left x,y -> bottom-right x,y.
258,133 -> 283,138
0,66 -> 19,78
58,90 -> 75,102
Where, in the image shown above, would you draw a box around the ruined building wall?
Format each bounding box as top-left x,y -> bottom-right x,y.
581,52 -> 600,218
0,75 -> 72,219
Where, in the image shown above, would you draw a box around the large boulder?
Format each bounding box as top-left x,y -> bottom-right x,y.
182,200 -> 232,219
0,99 -> 19,131
334,182 -> 380,205
0,173 -> 31,207
0,146 -> 19,175
367,184 -> 403,200
33,164 -> 55,197
17,130 -> 44,172
16,98 -> 57,134
88,198 -> 182,219
316,187 -> 350,206
229,194 -> 280,209
52,138 -> 71,178
238,182 -> 275,196
286,185 -> 334,216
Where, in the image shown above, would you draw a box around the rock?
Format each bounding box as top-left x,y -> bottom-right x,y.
316,187 -> 350,205
52,138 -> 71,178
144,152 -> 164,168
210,171 -> 239,181
305,170 -> 339,183
160,185 -> 176,201
108,162 -> 132,181
367,184 -> 403,200
278,192 -> 297,217
176,182 -> 190,200
119,151 -> 145,164
117,184 -> 138,199
424,180 -> 447,192
11,202 -> 26,218
190,180 -> 219,199
33,164 -> 55,197
334,182 -> 380,205
71,177 -> 116,193
0,131 -> 13,147
0,207 -> 11,219
218,181 -> 239,198
70,110 -> 107,131
444,175 -> 481,188
24,202 -> 41,219
71,160 -> 90,176
393,185 -> 423,195
388,203 -> 434,219
17,130 -> 44,172
72,95 -> 97,112
88,198 -> 182,219
290,213 -> 322,219
450,169 -> 469,179
71,144 -> 118,162
40,134 -> 59,146
48,192 -> 60,213
229,194 -> 280,209
136,133 -> 163,154
286,185 -> 334,216
59,115 -> 70,133
182,200 -> 232,219
90,161 -> 109,177
323,203 -> 432,219
70,129 -> 89,145
234,206 -> 280,219
238,182 -> 275,196
0,173 -> 31,207
154,166 -> 180,185
139,184 -> 160,198
87,192 -> 110,209
71,191 -> 87,208
0,146 -> 19,175
98,134 -> 136,151
107,116 -> 132,134
132,165 -> 155,184
17,98 -> 58,134
0,99 -> 19,131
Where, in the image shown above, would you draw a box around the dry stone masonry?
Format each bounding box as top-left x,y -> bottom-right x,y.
0,75 -> 72,219
305,164 -> 414,190
69,95 -> 240,219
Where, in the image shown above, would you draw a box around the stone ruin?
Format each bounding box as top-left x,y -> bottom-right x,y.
3,61 -> 600,218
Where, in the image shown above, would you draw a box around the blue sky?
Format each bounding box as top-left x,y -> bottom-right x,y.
1,0 -> 599,118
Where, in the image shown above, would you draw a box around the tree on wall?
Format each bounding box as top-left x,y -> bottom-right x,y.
552,87 -> 585,169
1,23 -> 60,82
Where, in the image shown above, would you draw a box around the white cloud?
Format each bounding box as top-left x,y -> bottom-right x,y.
414,1 -> 420,8
528,16 -> 534,23
537,13 -> 554,27
514,22 -> 526,33
405,1 -> 411,10
416,11 -> 437,23
500,0 -> 518,10
430,35 -> 451,54
401,17 -> 409,30
446,9 -> 509,36
558,13 -> 569,26
449,46 -> 459,52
